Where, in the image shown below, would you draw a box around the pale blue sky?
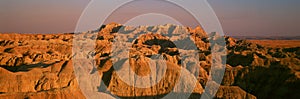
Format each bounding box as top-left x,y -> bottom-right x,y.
0,0 -> 299,36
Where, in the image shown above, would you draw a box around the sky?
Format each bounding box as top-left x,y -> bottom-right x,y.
0,0 -> 299,36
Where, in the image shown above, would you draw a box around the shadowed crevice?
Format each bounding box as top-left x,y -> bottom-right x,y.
0,61 -> 60,72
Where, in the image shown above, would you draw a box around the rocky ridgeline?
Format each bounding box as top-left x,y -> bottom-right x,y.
0,23 -> 299,99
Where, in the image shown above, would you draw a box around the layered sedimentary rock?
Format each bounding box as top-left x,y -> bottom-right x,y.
0,23 -> 299,99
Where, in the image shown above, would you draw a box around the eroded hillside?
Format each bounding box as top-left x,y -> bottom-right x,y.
0,23 -> 299,99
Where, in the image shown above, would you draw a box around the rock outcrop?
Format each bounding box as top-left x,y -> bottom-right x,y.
0,23 -> 299,99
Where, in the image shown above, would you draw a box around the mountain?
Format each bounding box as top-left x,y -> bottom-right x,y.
0,23 -> 299,99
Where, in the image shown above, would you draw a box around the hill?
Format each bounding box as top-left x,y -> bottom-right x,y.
0,23 -> 299,99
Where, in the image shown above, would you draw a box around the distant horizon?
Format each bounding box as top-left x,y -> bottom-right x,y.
1,23 -> 300,37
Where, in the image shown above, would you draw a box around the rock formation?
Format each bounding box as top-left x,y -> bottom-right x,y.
0,23 -> 299,99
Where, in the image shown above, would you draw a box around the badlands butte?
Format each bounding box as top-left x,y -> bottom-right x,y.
0,23 -> 299,99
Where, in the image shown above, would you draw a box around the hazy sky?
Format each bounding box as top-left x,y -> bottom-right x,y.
0,0 -> 299,36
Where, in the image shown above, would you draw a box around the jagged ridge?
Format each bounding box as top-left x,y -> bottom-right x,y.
0,23 -> 299,99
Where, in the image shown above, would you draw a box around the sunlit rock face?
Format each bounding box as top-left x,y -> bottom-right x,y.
0,23 -> 299,99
